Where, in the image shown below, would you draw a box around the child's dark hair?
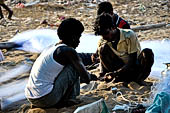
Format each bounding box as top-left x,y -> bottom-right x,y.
57,18 -> 84,40
97,2 -> 113,15
94,13 -> 115,35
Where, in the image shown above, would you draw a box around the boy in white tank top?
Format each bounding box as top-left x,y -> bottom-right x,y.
25,18 -> 97,108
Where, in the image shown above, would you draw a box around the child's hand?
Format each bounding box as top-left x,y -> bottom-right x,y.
104,72 -> 117,83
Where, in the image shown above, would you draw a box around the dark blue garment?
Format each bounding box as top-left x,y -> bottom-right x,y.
78,53 -> 93,66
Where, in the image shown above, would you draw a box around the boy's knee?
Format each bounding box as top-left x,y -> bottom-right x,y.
142,48 -> 154,62
139,48 -> 154,67
142,48 -> 153,54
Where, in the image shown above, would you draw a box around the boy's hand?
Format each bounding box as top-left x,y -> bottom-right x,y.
91,53 -> 99,63
104,72 -> 118,83
104,74 -> 113,83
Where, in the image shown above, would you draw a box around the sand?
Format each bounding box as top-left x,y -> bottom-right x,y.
0,0 -> 170,112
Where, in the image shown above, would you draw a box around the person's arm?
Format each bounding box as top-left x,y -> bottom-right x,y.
116,52 -> 137,74
91,50 -> 99,63
58,47 -> 91,84
104,52 -> 137,83
67,48 -> 92,83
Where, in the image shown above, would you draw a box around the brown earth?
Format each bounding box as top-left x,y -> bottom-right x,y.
0,0 -> 169,113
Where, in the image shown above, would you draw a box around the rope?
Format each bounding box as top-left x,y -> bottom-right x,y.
112,91 -> 147,113
80,81 -> 96,99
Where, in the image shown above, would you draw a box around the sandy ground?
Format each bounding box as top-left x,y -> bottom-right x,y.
0,0 -> 170,113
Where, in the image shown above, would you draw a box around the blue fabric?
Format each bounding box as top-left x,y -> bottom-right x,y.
78,53 -> 93,66
146,92 -> 170,113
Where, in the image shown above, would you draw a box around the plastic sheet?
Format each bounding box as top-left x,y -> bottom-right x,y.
149,69 -> 170,103
9,29 -> 58,53
0,64 -> 31,83
0,63 -> 31,110
146,92 -> 170,113
0,79 -> 28,110
9,29 -> 101,53
74,98 -> 109,113
9,29 -> 170,78
145,61 -> 170,111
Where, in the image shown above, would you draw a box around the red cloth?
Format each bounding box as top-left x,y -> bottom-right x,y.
118,20 -> 127,28
16,3 -> 25,8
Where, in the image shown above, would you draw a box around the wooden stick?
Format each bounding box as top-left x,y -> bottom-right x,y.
132,22 -> 167,32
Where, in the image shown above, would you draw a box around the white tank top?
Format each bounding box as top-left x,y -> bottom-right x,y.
25,44 -> 65,99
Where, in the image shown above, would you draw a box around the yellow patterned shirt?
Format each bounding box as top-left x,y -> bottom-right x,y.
98,28 -> 141,64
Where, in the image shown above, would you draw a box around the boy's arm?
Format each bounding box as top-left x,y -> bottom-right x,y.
64,48 -> 91,84
116,52 -> 137,74
104,52 -> 137,82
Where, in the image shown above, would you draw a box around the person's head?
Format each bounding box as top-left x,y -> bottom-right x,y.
94,13 -> 118,41
97,2 -> 113,16
57,18 -> 84,48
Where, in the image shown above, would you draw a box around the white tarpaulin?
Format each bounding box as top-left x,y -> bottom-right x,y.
74,98 -> 109,113
9,29 -> 170,78
9,29 -> 101,53
0,63 -> 31,110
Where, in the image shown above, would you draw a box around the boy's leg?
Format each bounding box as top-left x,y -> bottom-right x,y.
98,44 -> 133,82
99,44 -> 124,73
28,65 -> 80,108
99,61 -> 107,77
136,48 -> 154,83
0,4 -> 13,19
0,5 -> 4,19
78,53 -> 93,66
